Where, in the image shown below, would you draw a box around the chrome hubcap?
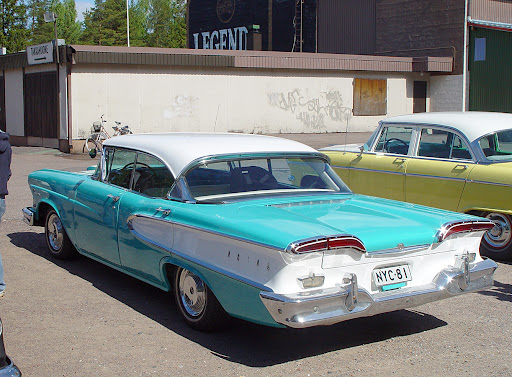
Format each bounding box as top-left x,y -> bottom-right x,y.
178,269 -> 206,317
47,213 -> 64,251
484,213 -> 512,249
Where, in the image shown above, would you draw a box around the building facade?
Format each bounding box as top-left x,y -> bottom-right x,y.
0,46 -> 450,151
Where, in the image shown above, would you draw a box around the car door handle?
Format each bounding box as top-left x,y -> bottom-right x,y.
394,158 -> 406,163
455,164 -> 468,170
156,207 -> 172,216
107,194 -> 120,202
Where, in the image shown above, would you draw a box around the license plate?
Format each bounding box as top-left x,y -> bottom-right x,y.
373,264 -> 412,287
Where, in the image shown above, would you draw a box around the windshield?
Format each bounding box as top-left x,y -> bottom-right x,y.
478,129 -> 512,161
183,156 -> 351,200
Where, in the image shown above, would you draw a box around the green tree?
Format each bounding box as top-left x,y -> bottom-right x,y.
128,0 -> 148,47
54,0 -> 82,43
81,0 -> 129,46
146,0 -> 185,48
27,0 -> 54,45
27,0 -> 81,45
0,0 -> 29,52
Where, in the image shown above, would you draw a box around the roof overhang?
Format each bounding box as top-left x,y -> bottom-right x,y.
468,18 -> 512,32
0,45 -> 453,73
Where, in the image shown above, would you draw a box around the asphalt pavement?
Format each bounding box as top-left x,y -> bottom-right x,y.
0,134 -> 511,376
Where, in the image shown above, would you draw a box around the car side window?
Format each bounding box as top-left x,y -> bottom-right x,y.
374,126 -> 413,155
418,129 -> 472,160
132,153 -> 175,198
106,149 -> 137,189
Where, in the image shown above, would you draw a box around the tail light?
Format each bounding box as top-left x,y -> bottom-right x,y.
436,220 -> 495,242
286,235 -> 366,254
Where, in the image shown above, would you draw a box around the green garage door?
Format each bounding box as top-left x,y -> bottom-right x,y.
469,27 -> 512,113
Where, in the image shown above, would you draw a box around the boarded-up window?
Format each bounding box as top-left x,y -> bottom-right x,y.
353,78 -> 387,116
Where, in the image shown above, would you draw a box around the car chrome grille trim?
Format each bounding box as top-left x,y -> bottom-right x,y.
368,244 -> 430,256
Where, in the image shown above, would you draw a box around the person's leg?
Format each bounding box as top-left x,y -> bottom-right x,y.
0,198 -> 6,294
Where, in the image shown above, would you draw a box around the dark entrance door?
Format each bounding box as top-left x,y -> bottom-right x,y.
24,71 -> 58,138
413,81 -> 427,113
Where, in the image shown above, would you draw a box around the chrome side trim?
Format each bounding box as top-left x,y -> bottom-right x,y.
405,173 -> 467,182
467,179 -> 512,188
126,214 -> 273,292
260,258 -> 497,328
332,166 -> 405,176
127,213 -> 283,252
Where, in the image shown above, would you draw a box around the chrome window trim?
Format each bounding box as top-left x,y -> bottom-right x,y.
415,126 -> 476,162
377,122 -> 478,161
100,146 -> 175,199
476,128 -> 512,163
126,214 -> 274,292
173,152 -> 343,202
370,123 -> 419,157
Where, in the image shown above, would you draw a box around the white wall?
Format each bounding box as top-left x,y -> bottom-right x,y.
4,69 -> 24,136
430,74 -> 464,112
70,64 -> 421,139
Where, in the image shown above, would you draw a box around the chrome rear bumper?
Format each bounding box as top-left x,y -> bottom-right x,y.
260,257 -> 497,329
22,207 -> 35,226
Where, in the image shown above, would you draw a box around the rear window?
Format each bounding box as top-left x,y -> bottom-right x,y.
184,156 -> 350,200
479,130 -> 512,161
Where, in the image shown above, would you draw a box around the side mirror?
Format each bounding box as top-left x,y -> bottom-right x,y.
88,148 -> 97,158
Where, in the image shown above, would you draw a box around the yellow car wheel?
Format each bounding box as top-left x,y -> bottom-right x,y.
480,212 -> 512,261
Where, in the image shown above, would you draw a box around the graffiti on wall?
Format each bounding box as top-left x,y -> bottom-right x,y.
267,89 -> 352,130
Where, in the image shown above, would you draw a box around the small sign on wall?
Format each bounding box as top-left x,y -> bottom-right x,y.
27,42 -> 54,65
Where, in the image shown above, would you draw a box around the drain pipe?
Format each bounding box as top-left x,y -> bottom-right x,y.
462,0 -> 469,111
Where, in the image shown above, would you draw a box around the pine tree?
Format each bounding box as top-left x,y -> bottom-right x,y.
146,0 -> 185,48
54,0 -> 82,43
0,0 -> 29,52
27,0 -> 56,45
81,0 -> 129,46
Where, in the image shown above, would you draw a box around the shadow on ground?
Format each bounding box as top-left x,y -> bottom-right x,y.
9,230 -> 448,367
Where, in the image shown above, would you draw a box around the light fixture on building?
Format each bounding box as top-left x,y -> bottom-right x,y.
43,11 -> 59,64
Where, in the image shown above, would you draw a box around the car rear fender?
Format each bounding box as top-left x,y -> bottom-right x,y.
159,255 -> 281,327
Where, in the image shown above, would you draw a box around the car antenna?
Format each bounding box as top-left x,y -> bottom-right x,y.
343,117 -> 349,154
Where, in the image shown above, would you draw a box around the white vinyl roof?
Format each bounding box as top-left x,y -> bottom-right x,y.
383,112 -> 512,143
103,132 -> 318,176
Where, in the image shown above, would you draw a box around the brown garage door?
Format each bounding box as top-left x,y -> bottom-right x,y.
24,71 -> 58,138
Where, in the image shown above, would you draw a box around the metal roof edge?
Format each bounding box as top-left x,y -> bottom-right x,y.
1,44 -> 453,73
468,18 -> 512,32
69,45 -> 452,73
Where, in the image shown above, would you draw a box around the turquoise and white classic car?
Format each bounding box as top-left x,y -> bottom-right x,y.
23,133 -> 497,330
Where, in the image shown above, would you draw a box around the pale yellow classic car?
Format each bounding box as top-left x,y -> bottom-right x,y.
323,112 -> 512,260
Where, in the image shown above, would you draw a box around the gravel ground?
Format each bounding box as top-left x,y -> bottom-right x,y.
0,135 -> 510,377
